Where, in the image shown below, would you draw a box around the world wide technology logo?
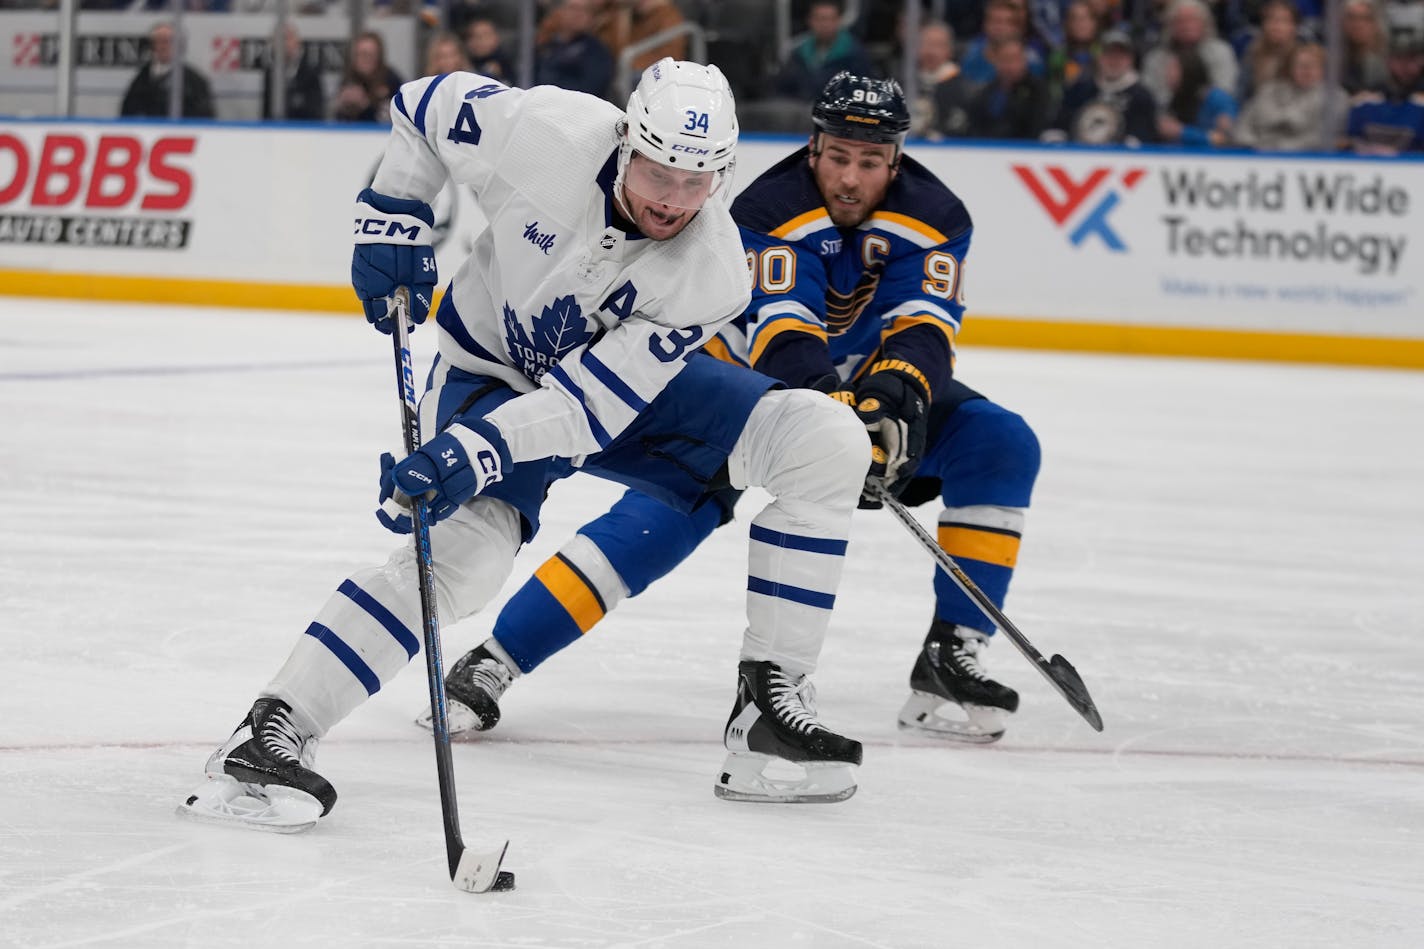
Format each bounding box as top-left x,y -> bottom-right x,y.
1013,165 -> 1145,251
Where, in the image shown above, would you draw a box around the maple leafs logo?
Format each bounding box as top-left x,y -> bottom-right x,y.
502,296 -> 594,381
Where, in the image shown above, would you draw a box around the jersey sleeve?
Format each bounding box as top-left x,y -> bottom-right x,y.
740,228 -> 838,389
370,72 -> 524,201
870,227 -> 972,401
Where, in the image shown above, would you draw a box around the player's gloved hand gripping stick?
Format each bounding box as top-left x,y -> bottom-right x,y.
389,287 -> 516,893
873,483 -> 1104,732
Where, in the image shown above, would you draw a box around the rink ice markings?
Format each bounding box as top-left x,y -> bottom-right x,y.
0,358 -> 380,384
2,737 -> 1420,769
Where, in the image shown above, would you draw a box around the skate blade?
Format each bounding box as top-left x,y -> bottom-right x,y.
413,698 -> 485,737
897,690 -> 1007,744
176,773 -> 322,834
713,752 -> 858,804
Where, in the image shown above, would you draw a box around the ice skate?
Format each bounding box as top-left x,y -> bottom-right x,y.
898,620 -> 1019,744
715,660 -> 862,803
177,697 -> 335,833
415,641 -> 516,736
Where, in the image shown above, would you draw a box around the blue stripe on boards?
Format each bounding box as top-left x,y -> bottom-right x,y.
748,524 -> 848,557
548,364 -> 613,448
747,576 -> 836,610
303,623 -> 381,696
337,580 -> 419,659
412,73 -> 449,136
582,350 -> 648,412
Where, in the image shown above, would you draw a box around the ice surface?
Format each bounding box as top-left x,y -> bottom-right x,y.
2,298 -> 1421,948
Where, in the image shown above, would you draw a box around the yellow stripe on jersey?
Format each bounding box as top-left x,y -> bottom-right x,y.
769,208 -> 833,240
886,312 -> 957,351
702,335 -> 736,365
534,556 -> 605,633
750,318 -> 828,367
937,525 -> 1022,568
866,211 -> 950,247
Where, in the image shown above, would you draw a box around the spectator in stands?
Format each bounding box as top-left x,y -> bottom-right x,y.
262,22 -> 325,121
911,20 -> 973,139
1142,0 -> 1240,104
963,37 -> 1052,138
332,31 -> 404,124
464,13 -> 516,84
959,0 -> 1045,84
425,31 -> 471,77
1341,0 -> 1390,93
1234,42 -> 1347,150
1156,46 -> 1237,145
771,0 -> 876,100
1347,32 -> 1424,154
119,21 -> 215,120
599,0 -> 687,79
1047,0 -> 1104,100
1238,0 -> 1301,99
1046,27 -> 1160,144
535,0 -> 615,99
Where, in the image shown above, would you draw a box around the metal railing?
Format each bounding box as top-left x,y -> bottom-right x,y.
612,20 -> 707,104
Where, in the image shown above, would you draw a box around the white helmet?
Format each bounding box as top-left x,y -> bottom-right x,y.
617,58 -> 738,210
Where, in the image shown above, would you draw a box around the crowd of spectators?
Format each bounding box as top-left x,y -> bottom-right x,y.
47,0 -> 1423,153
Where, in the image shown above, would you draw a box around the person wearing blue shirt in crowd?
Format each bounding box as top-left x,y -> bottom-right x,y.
1157,46 -> 1238,146
1348,33 -> 1424,154
959,0 -> 1046,84
535,0 -> 615,99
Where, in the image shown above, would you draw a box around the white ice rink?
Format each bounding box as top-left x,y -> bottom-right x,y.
2,298 -> 1421,948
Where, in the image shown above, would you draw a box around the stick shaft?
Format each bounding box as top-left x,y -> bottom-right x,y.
875,484 -> 1104,731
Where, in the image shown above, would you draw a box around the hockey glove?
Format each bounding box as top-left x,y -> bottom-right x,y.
375,420 -> 512,533
352,188 -> 437,334
854,363 -> 929,509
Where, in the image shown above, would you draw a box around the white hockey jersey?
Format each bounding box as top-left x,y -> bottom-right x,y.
370,73 -> 752,464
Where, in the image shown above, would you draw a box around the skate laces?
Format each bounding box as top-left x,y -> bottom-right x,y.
949,633 -> 989,681
766,669 -> 820,734
258,706 -> 308,765
464,654 -> 513,699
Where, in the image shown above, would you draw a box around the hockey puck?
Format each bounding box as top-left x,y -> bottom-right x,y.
491,870 -> 516,891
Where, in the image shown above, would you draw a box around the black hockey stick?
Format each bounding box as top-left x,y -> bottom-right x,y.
873,483 -> 1104,732
390,288 -> 516,892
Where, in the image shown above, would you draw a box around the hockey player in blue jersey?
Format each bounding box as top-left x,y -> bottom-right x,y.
179,60 -> 874,829
435,73 -> 1042,747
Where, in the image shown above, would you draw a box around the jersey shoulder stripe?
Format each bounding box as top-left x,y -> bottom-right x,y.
875,155 -> 972,247
731,147 -> 824,237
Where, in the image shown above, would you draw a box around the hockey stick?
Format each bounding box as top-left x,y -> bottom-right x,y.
390,288 -> 516,892
873,483 -> 1104,732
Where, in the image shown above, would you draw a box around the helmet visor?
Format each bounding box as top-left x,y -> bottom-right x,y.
623,150 -> 720,211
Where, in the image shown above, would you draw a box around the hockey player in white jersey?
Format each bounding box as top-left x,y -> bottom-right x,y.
178,60 -> 870,831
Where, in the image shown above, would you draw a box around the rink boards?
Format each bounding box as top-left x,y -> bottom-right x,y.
2,118 -> 1422,368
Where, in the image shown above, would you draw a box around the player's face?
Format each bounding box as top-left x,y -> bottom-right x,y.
621,152 -> 716,240
810,135 -> 898,228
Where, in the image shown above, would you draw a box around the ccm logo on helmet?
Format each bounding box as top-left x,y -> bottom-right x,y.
671,143 -> 711,155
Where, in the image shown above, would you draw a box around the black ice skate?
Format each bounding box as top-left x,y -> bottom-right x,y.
176,697 -> 335,833
898,620 -> 1020,744
415,641 -> 516,736
715,660 -> 862,803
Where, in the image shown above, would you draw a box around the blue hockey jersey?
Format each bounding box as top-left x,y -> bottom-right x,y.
708,146 -> 972,402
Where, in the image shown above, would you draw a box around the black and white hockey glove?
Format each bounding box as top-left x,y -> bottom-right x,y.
854,362 -> 929,509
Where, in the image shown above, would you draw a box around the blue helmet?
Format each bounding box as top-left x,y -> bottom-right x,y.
811,72 -> 910,146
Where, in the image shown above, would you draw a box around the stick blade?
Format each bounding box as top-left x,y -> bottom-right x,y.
1047,654 -> 1105,732
452,840 -> 514,893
